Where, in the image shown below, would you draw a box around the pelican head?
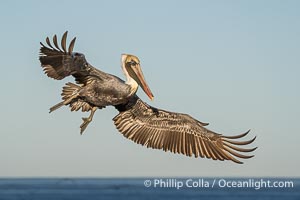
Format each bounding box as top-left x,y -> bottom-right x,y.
121,54 -> 154,100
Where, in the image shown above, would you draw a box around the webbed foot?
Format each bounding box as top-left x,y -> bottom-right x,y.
79,107 -> 97,134
80,117 -> 92,134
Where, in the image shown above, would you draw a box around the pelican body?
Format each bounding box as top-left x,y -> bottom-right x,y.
39,32 -> 257,164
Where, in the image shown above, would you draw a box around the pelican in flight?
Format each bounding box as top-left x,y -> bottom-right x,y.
39,31 -> 257,164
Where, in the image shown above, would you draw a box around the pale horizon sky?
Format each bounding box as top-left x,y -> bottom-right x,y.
0,0 -> 299,177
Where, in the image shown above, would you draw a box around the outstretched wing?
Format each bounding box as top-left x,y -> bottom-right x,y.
113,96 -> 257,164
39,31 -> 78,80
39,31 -> 107,84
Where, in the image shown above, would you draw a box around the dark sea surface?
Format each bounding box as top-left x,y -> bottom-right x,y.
0,178 -> 299,200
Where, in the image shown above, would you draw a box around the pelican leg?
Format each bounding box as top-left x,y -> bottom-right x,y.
80,106 -> 97,134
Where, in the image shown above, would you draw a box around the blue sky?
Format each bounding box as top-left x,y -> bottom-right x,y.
0,0 -> 299,177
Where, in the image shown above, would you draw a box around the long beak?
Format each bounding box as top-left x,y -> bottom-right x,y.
131,64 -> 154,100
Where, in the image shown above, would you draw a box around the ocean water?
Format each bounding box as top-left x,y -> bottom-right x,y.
0,178 -> 299,200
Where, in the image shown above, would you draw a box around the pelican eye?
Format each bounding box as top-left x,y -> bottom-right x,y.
130,61 -> 137,66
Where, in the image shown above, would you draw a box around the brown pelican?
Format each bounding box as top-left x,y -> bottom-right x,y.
39,31 -> 257,164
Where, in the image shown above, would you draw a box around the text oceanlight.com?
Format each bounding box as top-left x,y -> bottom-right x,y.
143,178 -> 294,190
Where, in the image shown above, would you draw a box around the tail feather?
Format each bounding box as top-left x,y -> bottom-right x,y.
49,82 -> 81,113
62,82 -> 81,100
62,82 -> 93,112
49,101 -> 65,113
49,82 -> 97,113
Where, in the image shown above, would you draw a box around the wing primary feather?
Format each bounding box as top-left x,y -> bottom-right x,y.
187,134 -> 193,157
133,131 -> 142,144
144,128 -> 155,146
212,140 -> 230,160
204,140 -> 217,160
207,142 -> 223,160
195,137 -> 204,158
40,42 -> 46,48
223,136 -> 256,145
188,133 -> 194,157
222,130 -> 250,139
126,126 -> 140,139
172,132 -> 179,153
113,115 -> 124,126
143,132 -> 152,145
155,130 -> 163,149
116,118 -> 128,129
163,132 -> 170,151
188,133 -> 196,157
189,134 -> 195,156
150,131 -> 160,148
185,134 -> 190,156
46,37 -> 54,49
172,131 -> 179,154
156,131 -> 164,148
126,124 -> 139,135
151,131 -> 160,148
117,119 -> 128,132
211,145 -> 228,161
68,37 -> 76,54
168,132 -> 175,152
135,126 -> 147,144
167,132 -> 174,151
191,134 -> 199,158
223,142 -> 257,153
177,131 -> 182,154
204,139 -> 213,159
61,31 -> 68,52
164,131 -> 171,152
161,131 -> 168,150
122,123 -> 139,139
125,125 -> 139,139
53,35 -> 62,51
199,138 -> 208,157
182,133 -> 187,155
223,145 -> 254,159
218,149 -> 243,164
206,141 -> 218,160
139,127 -> 150,145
